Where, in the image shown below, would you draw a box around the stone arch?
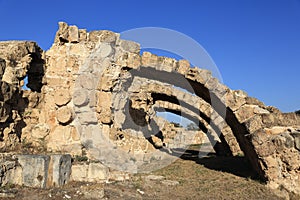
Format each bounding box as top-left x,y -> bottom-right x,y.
113,56 -> 267,176
31,22 -> 300,194
125,81 -> 242,156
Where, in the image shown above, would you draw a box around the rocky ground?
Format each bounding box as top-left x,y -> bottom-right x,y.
1,146 -> 299,200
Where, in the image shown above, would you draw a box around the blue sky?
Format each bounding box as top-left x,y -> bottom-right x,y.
0,0 -> 299,113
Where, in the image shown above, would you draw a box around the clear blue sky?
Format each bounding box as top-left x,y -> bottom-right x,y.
0,0 -> 299,113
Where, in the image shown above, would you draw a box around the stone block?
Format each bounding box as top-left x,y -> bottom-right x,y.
99,30 -> 118,43
68,25 -> 79,43
31,123 -> 50,139
141,51 -> 158,68
244,115 -> 263,133
88,30 -> 102,42
54,88 -> 71,106
16,154 -> 72,188
77,111 -> 98,125
79,29 -> 87,42
99,43 -> 113,58
71,164 -> 88,182
126,53 -> 141,69
17,155 -> 50,188
234,105 -> 257,123
157,57 -> 176,72
120,40 -> 140,53
225,90 -> 246,112
73,89 -> 89,107
49,126 -> 72,144
50,154 -> 72,187
56,106 -> 74,124
176,59 -> 190,75
87,163 -> 109,182
55,22 -> 69,43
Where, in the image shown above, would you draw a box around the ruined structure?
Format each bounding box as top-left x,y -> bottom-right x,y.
0,22 -> 299,195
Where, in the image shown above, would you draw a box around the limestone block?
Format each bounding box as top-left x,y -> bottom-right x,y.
88,30 -> 101,42
54,89 -> 71,106
198,69 -> 213,84
97,92 -> 112,124
87,163 -> 109,182
79,29 -> 87,42
69,43 -> 89,57
120,40 -> 140,53
141,52 -> 158,68
244,115 -> 263,133
113,110 -> 126,129
68,25 -> 79,43
176,59 -> 190,75
78,74 -> 95,90
99,43 -> 113,58
98,109 -> 112,124
55,22 -> 69,43
17,155 -> 50,188
49,126 -> 72,143
50,154 -> 72,187
16,154 -> 72,188
99,30 -> 118,43
45,77 -> 68,87
31,123 -> 50,139
185,67 -> 202,81
77,111 -> 98,125
2,66 -> 17,84
255,141 -> 276,157
71,126 -> 80,141
211,82 -> 229,102
73,89 -> 88,107
246,97 -> 266,107
127,53 -> 141,69
261,113 -> 276,128
56,106 -> 73,124
235,105 -> 258,123
61,143 -> 83,156
71,164 -> 88,182
157,57 -> 176,72
254,106 -> 270,115
225,90 -> 247,112
204,77 -> 219,92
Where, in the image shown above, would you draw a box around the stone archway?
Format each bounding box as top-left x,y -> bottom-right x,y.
1,22 -> 298,194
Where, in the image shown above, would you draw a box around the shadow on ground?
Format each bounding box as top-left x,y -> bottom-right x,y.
171,146 -> 260,180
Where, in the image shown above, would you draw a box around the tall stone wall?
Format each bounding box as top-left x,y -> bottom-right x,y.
0,22 -> 299,195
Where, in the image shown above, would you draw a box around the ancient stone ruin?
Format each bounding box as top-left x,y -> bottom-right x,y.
0,22 -> 299,195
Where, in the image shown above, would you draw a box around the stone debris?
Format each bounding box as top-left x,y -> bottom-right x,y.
0,22 -> 299,195
161,180 -> 180,186
144,175 -> 165,182
136,188 -> 145,195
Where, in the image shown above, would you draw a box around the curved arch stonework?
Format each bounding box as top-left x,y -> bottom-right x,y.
0,22 -> 299,194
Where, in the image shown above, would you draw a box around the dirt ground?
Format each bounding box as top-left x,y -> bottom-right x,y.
1,148 -> 299,200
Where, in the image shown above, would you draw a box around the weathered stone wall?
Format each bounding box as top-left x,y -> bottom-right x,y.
0,22 -> 299,195
0,41 -> 44,151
